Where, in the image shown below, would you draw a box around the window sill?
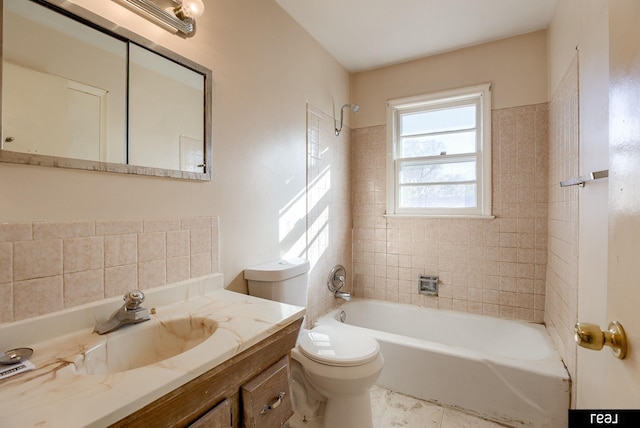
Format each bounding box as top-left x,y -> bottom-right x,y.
383,213 -> 496,220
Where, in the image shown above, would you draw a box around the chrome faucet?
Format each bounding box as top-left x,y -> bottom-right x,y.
327,265 -> 351,301
94,290 -> 151,335
334,290 -> 352,301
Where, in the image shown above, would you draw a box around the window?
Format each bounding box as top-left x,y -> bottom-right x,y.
386,84 -> 492,217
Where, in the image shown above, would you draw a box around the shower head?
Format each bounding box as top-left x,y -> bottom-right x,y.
335,103 -> 360,136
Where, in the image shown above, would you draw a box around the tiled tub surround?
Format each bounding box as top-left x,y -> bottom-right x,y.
0,273 -> 305,427
545,55 -> 579,397
305,105 -> 353,325
351,103 -> 549,322
0,216 -> 219,322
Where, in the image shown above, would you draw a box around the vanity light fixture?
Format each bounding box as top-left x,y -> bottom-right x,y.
118,0 -> 205,36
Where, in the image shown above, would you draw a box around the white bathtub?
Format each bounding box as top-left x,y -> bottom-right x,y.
316,299 -> 570,428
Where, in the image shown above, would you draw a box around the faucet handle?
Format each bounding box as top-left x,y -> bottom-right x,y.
124,290 -> 145,310
327,265 -> 346,293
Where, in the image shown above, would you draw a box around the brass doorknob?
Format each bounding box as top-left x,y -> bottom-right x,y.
574,321 -> 628,359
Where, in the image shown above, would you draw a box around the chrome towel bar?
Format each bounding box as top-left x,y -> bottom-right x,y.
560,169 -> 608,188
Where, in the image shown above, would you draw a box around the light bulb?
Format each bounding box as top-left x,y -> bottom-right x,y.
179,0 -> 205,18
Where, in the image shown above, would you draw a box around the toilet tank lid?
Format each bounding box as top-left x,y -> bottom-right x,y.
244,258 -> 310,281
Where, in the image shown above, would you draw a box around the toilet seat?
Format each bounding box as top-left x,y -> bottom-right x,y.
298,326 -> 380,367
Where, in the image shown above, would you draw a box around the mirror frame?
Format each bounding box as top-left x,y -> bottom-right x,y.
0,0 -> 213,181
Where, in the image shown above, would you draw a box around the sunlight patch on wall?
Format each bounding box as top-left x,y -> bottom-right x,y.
306,165 -> 332,270
307,205 -> 330,270
278,184 -> 307,258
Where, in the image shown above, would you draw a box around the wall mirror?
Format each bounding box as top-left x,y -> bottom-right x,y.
0,0 -> 212,180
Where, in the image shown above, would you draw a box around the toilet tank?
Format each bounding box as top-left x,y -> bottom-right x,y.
244,258 -> 310,307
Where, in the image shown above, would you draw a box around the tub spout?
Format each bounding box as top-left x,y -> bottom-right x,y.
334,291 -> 351,301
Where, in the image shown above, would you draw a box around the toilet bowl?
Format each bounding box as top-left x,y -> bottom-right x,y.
244,259 -> 384,428
291,326 -> 384,428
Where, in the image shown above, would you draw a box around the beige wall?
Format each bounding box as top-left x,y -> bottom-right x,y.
351,30 -> 548,128
0,0 -> 350,298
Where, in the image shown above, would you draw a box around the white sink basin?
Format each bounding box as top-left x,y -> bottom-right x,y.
70,317 -> 217,375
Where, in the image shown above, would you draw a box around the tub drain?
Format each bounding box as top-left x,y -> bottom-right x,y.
339,310 -> 346,323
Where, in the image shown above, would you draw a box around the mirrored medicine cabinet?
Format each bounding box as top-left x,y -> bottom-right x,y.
0,0 -> 213,180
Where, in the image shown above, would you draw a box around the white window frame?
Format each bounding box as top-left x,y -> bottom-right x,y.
386,83 -> 492,218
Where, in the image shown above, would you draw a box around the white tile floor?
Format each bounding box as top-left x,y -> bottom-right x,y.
288,385 -> 509,428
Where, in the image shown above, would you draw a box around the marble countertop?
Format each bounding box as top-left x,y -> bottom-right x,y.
0,273 -> 305,427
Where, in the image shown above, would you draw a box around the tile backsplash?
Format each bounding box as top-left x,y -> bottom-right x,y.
0,216 -> 219,323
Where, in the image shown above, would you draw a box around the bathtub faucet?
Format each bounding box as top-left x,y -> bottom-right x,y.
328,265 -> 351,300
334,290 -> 351,301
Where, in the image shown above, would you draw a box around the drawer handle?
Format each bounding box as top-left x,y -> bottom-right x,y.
261,391 -> 285,414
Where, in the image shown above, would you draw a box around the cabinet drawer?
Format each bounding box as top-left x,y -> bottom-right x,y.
241,355 -> 292,428
189,399 -> 230,428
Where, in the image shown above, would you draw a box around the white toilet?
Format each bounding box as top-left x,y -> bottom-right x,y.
244,259 -> 384,428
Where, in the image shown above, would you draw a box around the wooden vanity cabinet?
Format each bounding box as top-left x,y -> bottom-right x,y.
110,318 -> 302,428
241,355 -> 293,427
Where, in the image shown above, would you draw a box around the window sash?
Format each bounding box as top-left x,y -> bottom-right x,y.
396,154 -> 478,185
395,154 -> 479,211
398,129 -> 478,158
398,183 -> 478,210
399,103 -> 477,137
